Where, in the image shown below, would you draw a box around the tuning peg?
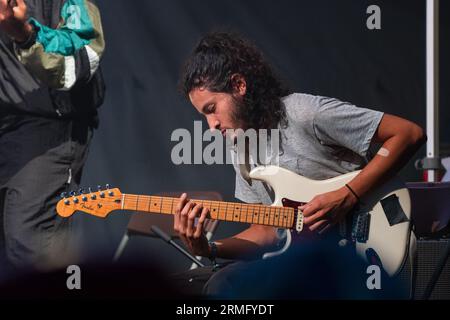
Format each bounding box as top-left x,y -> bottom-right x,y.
91,194 -> 97,200
108,190 -> 114,196
64,199 -> 70,205
82,196 -> 88,201
97,185 -> 102,191
106,184 -> 111,190
88,187 -> 93,193
78,188 -> 85,195
73,198 -> 79,204
70,191 -> 76,197
60,192 -> 67,198
100,191 -> 105,198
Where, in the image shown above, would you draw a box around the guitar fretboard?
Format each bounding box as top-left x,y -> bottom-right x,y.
122,194 -> 295,228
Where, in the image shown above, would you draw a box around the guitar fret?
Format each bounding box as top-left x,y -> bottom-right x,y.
284,209 -> 289,228
258,205 -> 263,225
257,204 -> 262,225
236,203 -> 241,222
257,206 -> 261,224
274,207 -> 279,227
272,207 -> 277,227
280,208 -> 284,227
252,206 -> 256,224
147,197 -> 152,212
227,203 -> 233,222
239,204 -> 245,223
219,203 -> 224,221
211,201 -> 218,220
277,207 -> 283,227
169,198 -> 174,215
247,204 -> 252,224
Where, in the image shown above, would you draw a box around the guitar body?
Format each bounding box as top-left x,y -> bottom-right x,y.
250,165 -> 412,277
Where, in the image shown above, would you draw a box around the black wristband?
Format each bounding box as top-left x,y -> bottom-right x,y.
345,184 -> 360,202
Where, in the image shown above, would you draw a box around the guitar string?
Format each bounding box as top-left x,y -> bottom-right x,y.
121,195 -> 291,227
145,195 -> 291,228
121,194 -> 294,228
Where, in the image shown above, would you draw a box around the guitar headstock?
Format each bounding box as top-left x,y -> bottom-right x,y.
56,185 -> 123,218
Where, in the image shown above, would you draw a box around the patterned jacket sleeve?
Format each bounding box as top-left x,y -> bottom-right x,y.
15,0 -> 105,90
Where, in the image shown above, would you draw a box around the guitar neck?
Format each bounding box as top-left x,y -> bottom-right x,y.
121,194 -> 295,228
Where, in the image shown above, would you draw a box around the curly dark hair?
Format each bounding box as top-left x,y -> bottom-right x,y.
180,32 -> 290,130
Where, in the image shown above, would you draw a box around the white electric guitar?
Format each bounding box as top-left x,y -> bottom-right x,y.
56,166 -> 412,276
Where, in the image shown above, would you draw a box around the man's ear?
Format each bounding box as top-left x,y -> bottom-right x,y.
231,74 -> 247,97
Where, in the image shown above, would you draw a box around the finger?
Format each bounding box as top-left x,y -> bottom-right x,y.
186,204 -> 203,238
180,200 -> 195,233
0,0 -> 8,12
304,209 -> 327,226
174,193 -> 187,228
309,219 -> 329,232
175,193 -> 188,214
194,207 -> 209,239
301,200 -> 321,217
15,0 -> 26,8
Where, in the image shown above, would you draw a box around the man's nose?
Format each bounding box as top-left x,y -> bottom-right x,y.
207,117 -> 220,131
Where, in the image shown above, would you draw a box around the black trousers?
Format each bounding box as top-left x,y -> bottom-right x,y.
0,114 -> 93,272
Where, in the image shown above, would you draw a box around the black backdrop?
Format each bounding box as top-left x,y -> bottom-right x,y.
72,0 -> 449,271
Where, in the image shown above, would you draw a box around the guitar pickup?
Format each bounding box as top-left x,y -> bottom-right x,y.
351,211 -> 371,243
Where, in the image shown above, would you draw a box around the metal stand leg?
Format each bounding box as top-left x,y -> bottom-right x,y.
113,233 -> 130,263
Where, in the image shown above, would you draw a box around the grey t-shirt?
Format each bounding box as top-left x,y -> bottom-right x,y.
233,93 -> 384,205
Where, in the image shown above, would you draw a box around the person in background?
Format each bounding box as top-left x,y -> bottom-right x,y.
173,31 -> 425,297
0,0 -> 105,271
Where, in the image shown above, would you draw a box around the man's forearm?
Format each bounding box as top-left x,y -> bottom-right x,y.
212,225 -> 279,260
213,238 -> 266,260
348,122 -> 425,199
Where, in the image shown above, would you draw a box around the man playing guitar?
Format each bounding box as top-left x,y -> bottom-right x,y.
173,31 -> 425,296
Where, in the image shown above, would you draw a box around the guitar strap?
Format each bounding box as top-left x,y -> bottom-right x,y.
236,136 -> 252,185
238,161 -> 252,186
235,136 -> 276,201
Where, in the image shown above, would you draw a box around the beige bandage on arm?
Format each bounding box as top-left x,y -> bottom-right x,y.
377,147 -> 390,157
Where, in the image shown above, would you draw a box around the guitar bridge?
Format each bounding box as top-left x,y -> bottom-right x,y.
351,211 -> 371,243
